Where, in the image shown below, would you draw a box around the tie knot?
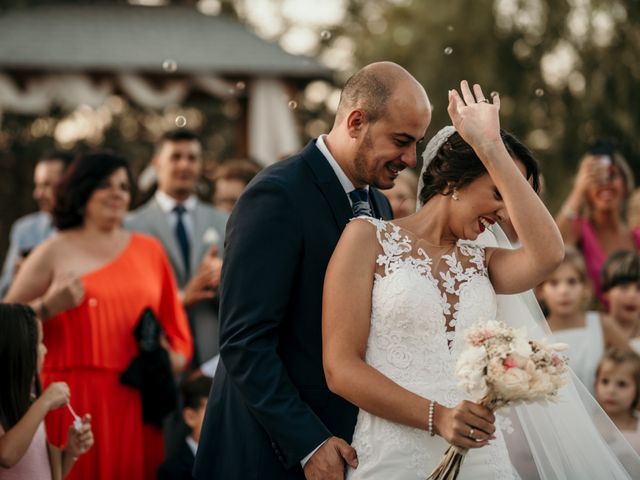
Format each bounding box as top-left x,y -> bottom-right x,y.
349,188 -> 369,204
349,188 -> 373,218
174,205 -> 187,216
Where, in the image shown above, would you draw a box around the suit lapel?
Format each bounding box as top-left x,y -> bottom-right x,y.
302,141 -> 352,231
191,201 -> 208,273
146,200 -> 188,281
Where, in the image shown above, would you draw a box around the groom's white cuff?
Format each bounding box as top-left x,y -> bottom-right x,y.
300,439 -> 328,468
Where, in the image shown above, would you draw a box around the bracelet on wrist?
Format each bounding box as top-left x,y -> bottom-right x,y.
428,400 -> 437,437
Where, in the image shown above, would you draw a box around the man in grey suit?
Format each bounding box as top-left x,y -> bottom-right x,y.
125,129 -> 228,367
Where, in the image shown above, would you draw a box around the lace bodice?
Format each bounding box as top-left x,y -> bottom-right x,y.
349,218 -> 515,479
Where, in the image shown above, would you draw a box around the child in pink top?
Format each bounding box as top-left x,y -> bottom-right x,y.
0,304 -> 93,479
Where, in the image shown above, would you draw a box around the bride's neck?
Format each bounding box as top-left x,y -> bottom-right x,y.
394,197 -> 457,247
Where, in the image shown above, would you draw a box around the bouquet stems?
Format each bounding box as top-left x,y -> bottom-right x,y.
427,445 -> 468,480
427,395 -> 505,480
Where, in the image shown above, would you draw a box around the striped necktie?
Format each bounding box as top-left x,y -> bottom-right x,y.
349,188 -> 373,217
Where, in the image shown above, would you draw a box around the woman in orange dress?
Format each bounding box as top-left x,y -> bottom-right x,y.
5,152 -> 192,480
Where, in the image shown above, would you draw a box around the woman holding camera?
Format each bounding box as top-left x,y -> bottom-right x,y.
556,141 -> 639,305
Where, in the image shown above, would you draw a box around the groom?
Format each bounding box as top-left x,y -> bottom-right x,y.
194,62 -> 431,480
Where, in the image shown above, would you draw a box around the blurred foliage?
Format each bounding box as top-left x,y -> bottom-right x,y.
323,0 -> 640,211
1,0 -> 639,264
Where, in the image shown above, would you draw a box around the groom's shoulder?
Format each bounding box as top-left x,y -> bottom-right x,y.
248,143 -> 318,192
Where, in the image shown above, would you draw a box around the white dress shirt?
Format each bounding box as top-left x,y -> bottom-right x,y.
154,190 -> 197,241
316,135 -> 369,205
186,435 -> 198,456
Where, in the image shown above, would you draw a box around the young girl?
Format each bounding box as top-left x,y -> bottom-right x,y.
601,250 -> 640,352
595,348 -> 640,455
540,246 -> 628,393
0,304 -> 93,479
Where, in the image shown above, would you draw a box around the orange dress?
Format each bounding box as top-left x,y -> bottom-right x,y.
41,233 -> 193,480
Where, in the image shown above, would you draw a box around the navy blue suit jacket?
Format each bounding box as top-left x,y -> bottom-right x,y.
193,141 -> 393,479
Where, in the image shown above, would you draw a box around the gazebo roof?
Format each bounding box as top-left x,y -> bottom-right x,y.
0,4 -> 330,77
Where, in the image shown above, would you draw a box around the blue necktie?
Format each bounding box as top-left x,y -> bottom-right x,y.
174,205 -> 191,277
349,188 -> 373,217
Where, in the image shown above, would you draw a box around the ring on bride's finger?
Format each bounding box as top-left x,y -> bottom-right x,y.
479,99 -> 490,103
469,427 -> 475,438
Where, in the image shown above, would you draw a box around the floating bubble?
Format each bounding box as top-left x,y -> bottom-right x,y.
175,116 -> 187,127
535,88 -> 545,97
447,25 -> 454,32
235,81 -> 246,91
444,46 -> 453,55
162,59 -> 178,73
287,100 -> 298,110
320,30 -> 332,40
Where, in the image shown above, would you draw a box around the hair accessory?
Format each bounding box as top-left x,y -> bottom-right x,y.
428,400 -> 437,436
416,126 -> 457,211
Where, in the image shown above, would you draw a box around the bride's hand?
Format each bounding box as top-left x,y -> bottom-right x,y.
447,80 -> 502,155
434,400 -> 496,449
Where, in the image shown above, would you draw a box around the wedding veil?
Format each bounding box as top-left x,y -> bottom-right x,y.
416,126 -> 640,479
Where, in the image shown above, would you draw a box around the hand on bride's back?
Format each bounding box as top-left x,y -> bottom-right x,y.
435,400 -> 496,450
303,436 -> 358,480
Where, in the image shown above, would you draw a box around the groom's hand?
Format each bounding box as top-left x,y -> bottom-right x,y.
303,436 -> 358,480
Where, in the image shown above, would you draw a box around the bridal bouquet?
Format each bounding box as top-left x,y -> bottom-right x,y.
428,320 -> 568,480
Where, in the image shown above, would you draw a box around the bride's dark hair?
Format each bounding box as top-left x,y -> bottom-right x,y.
418,130 -> 540,205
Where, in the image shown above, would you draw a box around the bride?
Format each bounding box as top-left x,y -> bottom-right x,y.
322,81 -> 640,479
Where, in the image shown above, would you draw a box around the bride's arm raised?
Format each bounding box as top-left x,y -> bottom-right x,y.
323,219 -> 495,450
448,81 -> 564,294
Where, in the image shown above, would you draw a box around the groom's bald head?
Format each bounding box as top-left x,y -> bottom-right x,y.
335,62 -> 429,126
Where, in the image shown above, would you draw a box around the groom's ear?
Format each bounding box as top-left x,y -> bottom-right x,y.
346,109 -> 366,138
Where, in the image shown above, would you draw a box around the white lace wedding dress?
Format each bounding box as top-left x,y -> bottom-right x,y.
347,218 -> 517,479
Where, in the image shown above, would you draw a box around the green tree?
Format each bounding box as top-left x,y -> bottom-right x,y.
325,0 -> 639,210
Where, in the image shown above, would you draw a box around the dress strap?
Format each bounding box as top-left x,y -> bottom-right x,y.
350,217 -> 413,277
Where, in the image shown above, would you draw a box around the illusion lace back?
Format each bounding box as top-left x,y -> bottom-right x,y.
348,218 -> 516,479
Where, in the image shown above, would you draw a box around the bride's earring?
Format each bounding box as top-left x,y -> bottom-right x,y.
452,189 -> 460,201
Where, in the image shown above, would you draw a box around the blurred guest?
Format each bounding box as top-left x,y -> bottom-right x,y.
380,168 -> 418,218
4,152 -> 193,480
211,159 -> 261,214
540,246 -> 627,393
126,130 -> 227,367
0,152 -> 72,295
628,188 -> 640,230
0,304 -> 93,479
601,251 -> 640,353
157,376 -> 212,480
556,140 -> 638,305
595,348 -> 640,455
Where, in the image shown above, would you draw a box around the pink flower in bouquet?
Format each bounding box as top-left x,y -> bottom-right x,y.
503,353 -> 528,370
435,321 -> 568,480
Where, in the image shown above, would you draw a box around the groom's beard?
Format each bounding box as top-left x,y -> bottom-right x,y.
353,130 -> 378,187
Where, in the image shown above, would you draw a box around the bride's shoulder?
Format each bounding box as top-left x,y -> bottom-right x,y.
341,217 -> 395,247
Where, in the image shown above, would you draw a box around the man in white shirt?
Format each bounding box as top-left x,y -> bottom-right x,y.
1,152 -> 71,294
125,130 -> 228,366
